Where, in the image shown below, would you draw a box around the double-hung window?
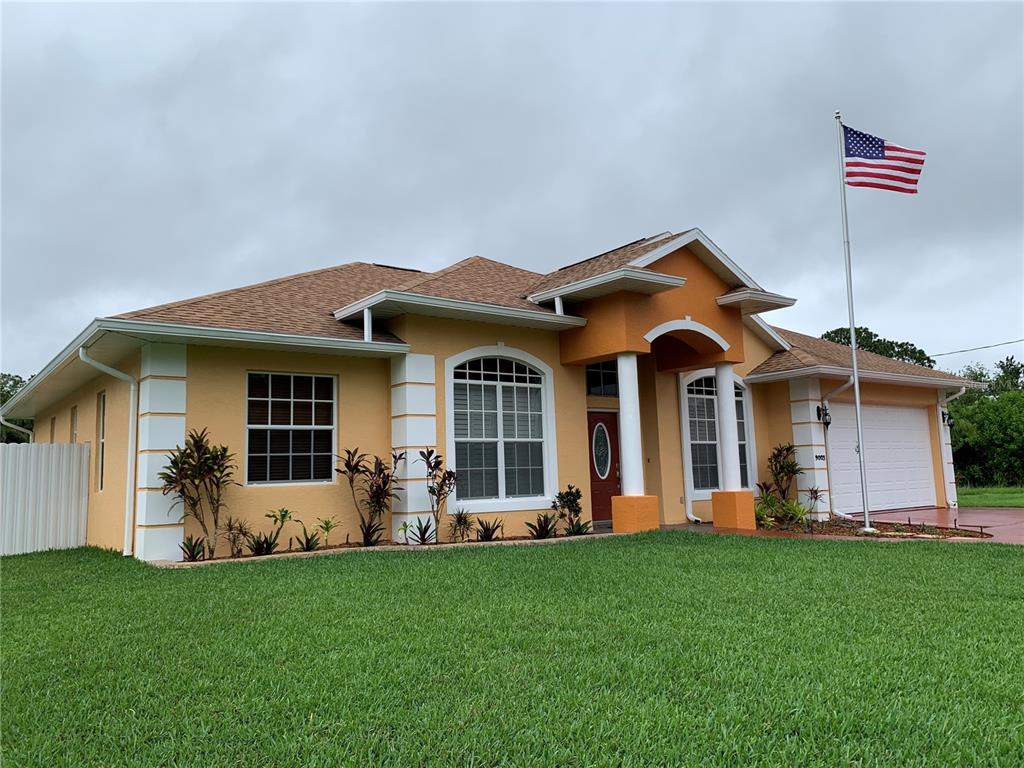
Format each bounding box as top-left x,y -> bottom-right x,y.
685,376 -> 751,491
246,373 -> 335,484
452,357 -> 545,501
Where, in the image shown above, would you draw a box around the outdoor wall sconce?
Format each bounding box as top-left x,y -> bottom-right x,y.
942,410 -> 955,428
816,404 -> 832,427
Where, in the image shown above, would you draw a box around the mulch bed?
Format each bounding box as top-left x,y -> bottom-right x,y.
775,518 -> 990,540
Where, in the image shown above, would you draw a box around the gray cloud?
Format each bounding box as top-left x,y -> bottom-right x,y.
3,2 -> 1022,376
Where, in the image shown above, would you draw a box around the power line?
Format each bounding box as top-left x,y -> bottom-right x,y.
931,338 -> 1024,358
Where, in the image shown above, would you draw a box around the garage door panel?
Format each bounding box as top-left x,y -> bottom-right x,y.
829,403 -> 936,514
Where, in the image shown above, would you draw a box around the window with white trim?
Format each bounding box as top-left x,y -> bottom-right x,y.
453,357 -> 545,500
685,377 -> 751,490
246,373 -> 335,483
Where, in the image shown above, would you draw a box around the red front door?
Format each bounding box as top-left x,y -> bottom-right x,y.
588,411 -> 621,521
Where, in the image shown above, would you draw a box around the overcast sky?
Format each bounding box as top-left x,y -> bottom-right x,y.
3,2 -> 1022,378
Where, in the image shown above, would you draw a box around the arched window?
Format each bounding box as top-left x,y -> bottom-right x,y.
450,354 -> 551,504
683,375 -> 753,492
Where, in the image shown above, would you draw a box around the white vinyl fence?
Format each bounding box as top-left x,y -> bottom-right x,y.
1,443 -> 90,556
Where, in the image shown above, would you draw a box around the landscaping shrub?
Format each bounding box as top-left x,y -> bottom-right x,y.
221,516 -> 251,558
337,449 -> 404,546
158,428 -> 238,560
404,517 -> 437,545
767,443 -> 802,501
525,511 -> 559,539
476,517 -> 503,541
552,484 -> 590,536
447,508 -> 473,543
244,530 -> 280,557
178,534 -> 206,562
419,448 -> 457,541
294,521 -> 322,552
316,517 -> 338,546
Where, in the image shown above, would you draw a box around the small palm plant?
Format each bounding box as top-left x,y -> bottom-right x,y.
317,516 -> 338,546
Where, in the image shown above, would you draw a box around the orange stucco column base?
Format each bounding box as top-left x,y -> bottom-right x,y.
611,495 -> 660,533
711,490 -> 757,531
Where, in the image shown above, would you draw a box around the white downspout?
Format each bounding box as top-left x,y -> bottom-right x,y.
0,417 -> 34,442
821,376 -> 855,519
79,347 -> 138,557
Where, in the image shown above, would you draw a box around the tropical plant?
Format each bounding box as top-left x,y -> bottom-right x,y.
525,511 -> 560,540
221,516 -> 252,558
316,516 -> 338,546
754,496 -> 778,529
337,448 -> 404,546
447,507 -> 474,543
776,499 -> 808,526
476,517 -> 504,542
552,484 -> 590,536
406,516 -> 437,545
767,444 -> 803,501
158,428 -> 238,560
803,487 -> 827,519
179,534 -> 206,562
294,520 -> 322,552
419,448 -> 457,542
244,529 -> 281,556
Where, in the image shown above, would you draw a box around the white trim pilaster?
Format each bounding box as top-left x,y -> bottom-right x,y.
135,343 -> 187,561
391,353 -> 437,541
789,378 -> 832,519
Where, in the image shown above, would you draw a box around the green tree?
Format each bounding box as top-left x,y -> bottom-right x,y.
948,357 -> 1024,487
1,373 -> 32,443
821,327 -> 935,368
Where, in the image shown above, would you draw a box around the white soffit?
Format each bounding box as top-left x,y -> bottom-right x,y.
334,291 -> 587,329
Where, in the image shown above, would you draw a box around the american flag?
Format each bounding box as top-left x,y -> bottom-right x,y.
843,124 -> 926,194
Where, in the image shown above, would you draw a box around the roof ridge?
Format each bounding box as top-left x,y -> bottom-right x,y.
397,255 -> 544,295
115,261 -> 397,319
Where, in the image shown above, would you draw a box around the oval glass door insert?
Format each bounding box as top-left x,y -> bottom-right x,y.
592,422 -> 611,479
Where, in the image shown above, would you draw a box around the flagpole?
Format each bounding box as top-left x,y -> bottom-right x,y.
834,110 -> 875,533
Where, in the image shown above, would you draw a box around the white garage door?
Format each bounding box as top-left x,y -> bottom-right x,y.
829,402 -> 937,515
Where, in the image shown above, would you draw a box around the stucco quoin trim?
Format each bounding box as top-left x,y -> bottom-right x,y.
443,344 -> 559,514
643,317 -> 731,351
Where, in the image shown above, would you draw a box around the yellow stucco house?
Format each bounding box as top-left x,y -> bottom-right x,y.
2,229 -> 971,561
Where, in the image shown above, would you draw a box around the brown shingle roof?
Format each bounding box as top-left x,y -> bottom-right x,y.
749,328 -> 970,385
526,232 -> 687,296
115,262 -> 413,343
392,256 -> 551,313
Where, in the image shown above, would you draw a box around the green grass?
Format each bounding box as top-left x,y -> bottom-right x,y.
958,485 -> 1024,508
3,532 -> 1023,766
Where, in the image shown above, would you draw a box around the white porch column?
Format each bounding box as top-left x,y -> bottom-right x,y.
616,352 -> 644,496
714,362 -> 742,491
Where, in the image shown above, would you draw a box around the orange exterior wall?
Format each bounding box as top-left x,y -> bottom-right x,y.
560,245 -> 747,366
31,353 -> 140,551
390,315 -> 591,535
183,346 -> 391,555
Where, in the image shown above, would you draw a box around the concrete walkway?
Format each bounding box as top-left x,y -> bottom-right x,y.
852,507 -> 1024,544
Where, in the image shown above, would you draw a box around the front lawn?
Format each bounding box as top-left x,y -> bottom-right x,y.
959,485 -> 1024,508
3,532 -> 1022,766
